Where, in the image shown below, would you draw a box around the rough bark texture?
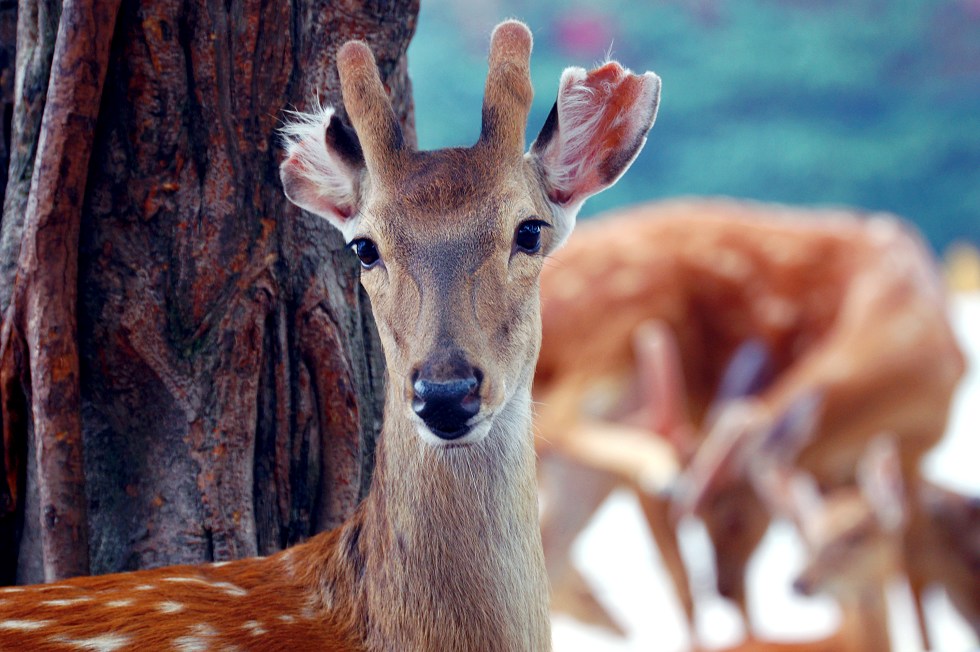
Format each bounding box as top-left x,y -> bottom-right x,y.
0,0 -> 417,584
0,0 -> 15,207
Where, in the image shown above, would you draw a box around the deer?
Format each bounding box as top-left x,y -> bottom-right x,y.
750,429 -> 980,652
531,199 -> 965,642
0,21 -> 662,651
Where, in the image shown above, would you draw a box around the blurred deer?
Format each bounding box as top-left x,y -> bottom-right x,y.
0,22 -> 661,650
753,434 -> 980,651
533,199 -> 965,639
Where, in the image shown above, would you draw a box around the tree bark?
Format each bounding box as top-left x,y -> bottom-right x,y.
0,0 -> 416,584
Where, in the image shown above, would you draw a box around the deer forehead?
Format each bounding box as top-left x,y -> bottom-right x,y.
372,151 -> 538,219
364,155 -> 542,252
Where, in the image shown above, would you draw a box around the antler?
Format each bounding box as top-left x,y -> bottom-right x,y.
336,41 -> 406,183
479,20 -> 534,160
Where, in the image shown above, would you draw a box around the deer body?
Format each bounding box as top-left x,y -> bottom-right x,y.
537,200 -> 962,456
0,21 -> 661,651
533,200 -> 963,636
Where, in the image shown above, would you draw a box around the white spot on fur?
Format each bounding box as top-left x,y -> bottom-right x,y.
301,596 -> 318,620
276,614 -> 296,624
211,581 -> 246,597
715,248 -> 753,281
42,597 -> 92,607
173,623 -> 219,652
210,561 -> 231,568
161,576 -> 246,596
161,577 -> 206,585
608,267 -> 647,298
242,620 -> 267,636
0,587 -> 24,593
0,619 -> 53,631
105,598 -> 134,608
279,548 -> 300,577
756,295 -> 798,329
133,584 -> 156,591
156,601 -> 184,613
192,624 -> 218,637
50,633 -> 131,651
172,638 -> 207,652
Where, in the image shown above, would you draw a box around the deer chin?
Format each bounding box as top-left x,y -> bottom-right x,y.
412,413 -> 494,449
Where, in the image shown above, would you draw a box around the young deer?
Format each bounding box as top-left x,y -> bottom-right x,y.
532,200 -> 964,639
0,22 -> 661,650
760,436 -> 980,651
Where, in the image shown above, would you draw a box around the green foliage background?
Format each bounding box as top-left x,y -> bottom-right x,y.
408,0 -> 980,252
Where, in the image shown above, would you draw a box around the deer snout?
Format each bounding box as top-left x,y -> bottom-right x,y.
412,365 -> 482,440
792,573 -> 815,597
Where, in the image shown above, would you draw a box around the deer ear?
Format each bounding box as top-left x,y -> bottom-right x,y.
280,105 -> 366,240
530,62 -> 660,242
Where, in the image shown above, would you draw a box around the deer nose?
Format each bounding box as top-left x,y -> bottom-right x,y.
412,373 -> 481,440
792,575 -> 814,596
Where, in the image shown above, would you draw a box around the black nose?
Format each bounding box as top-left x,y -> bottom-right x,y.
792,576 -> 813,596
412,374 -> 481,440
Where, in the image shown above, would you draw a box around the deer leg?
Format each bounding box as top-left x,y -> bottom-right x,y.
701,482 -> 770,635
908,577 -> 932,650
539,452 -> 620,632
633,486 -> 695,633
550,565 -> 627,636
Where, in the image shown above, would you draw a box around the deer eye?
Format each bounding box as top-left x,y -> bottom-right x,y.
350,238 -> 381,268
514,219 -> 548,254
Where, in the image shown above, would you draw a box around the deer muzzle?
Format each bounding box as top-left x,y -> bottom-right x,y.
411,355 -> 483,441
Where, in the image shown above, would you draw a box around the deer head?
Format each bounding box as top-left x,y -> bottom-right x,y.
280,22 -> 661,447
789,435 -> 907,598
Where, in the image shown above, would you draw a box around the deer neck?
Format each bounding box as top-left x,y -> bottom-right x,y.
323,382 -> 551,651
836,586 -> 892,652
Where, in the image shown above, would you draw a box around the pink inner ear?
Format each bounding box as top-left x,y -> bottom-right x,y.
583,62 -> 646,152
280,143 -> 355,222
548,62 -> 652,206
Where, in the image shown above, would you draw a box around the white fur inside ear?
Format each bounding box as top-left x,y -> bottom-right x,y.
280,102 -> 361,237
541,66 -> 600,199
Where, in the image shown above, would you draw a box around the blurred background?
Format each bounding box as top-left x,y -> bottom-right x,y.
408,0 -> 980,254
408,2 -> 979,651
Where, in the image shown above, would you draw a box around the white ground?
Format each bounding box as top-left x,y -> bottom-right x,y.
553,293 -> 980,652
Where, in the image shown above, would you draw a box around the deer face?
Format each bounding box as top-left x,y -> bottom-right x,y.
787,436 -> 907,599
280,22 -> 660,447
792,490 -> 900,597
346,154 -> 556,446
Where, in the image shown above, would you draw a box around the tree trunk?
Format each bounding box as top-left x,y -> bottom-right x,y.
0,0 -> 417,585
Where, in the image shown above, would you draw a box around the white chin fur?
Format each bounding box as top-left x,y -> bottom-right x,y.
413,416 -> 493,448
